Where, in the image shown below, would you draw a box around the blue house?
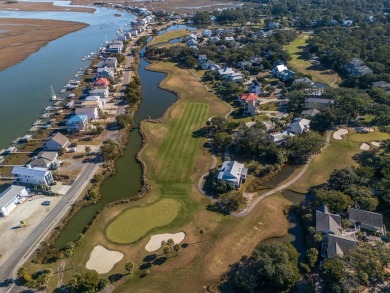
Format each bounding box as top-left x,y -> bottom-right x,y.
66,115 -> 88,132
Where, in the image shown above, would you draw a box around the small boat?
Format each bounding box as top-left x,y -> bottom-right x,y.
60,89 -> 66,94
82,58 -> 86,61
50,85 -> 57,101
67,93 -> 76,98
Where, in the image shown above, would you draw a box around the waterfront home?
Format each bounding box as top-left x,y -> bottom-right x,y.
85,95 -> 105,108
95,78 -> 110,88
105,57 -> 118,70
187,39 -> 198,47
12,166 -> 54,187
29,151 -> 59,170
301,108 -> 321,118
89,87 -> 109,100
66,101 -> 74,109
217,161 -> 248,188
0,185 -> 29,217
345,58 -> 373,76
239,93 -> 260,116
66,115 -> 88,132
75,106 -> 99,120
44,132 -> 69,151
270,131 -> 295,145
304,97 -> 334,109
348,208 -> 385,234
249,80 -> 262,95
97,66 -> 114,78
4,146 -> 17,154
287,117 -> 310,134
326,234 -> 358,258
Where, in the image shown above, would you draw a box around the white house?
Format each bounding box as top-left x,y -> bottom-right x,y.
66,115 -> 88,132
105,57 -> 118,70
89,87 -> 109,100
0,185 -> 29,217
44,132 -> 69,151
97,66 -> 114,78
270,131 -> 295,145
210,36 -> 220,43
228,72 -> 244,83
202,29 -> 212,37
287,118 -> 311,134
29,151 -> 59,170
201,60 -> 220,71
85,95 -> 105,108
75,107 -> 99,120
218,67 -> 235,78
225,36 -> 235,42
272,64 -> 294,81
217,161 -> 248,187
12,166 -> 54,187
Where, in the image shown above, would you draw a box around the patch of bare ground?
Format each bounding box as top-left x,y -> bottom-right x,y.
0,1 -> 95,12
0,18 -> 88,72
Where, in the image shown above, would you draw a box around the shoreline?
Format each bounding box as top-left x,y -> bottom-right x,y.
0,18 -> 88,72
0,1 -> 95,13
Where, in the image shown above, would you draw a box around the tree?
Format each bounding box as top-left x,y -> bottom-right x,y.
64,248 -> 74,268
85,146 -> 91,155
284,132 -> 326,164
173,244 -> 181,255
100,140 -> 121,161
193,11 -> 211,24
305,248 -> 318,268
329,167 -> 361,190
163,247 -> 170,257
167,238 -> 174,248
181,56 -> 197,68
68,272 -> 108,292
125,262 -> 134,275
213,132 -> 232,153
116,114 -> 132,129
218,190 -> 247,213
321,258 -> 346,292
310,109 -> 336,132
314,189 -> 353,213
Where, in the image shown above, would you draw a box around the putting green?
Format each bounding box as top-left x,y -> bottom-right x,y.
105,198 -> 181,244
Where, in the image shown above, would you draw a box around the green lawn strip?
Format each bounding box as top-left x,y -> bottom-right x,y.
149,29 -> 190,46
157,103 -> 200,182
105,198 -> 181,244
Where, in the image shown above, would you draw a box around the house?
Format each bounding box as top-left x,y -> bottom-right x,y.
201,60 -> 220,71
304,98 -> 334,109
210,36 -> 220,43
270,131 -> 295,145
108,45 -> 122,53
372,81 -> 390,89
95,78 -> 110,88
348,208 -> 385,234
75,107 -> 99,120
20,135 -> 32,143
272,64 -> 294,81
12,166 -> 54,187
105,57 -> 118,70
0,185 -> 29,217
256,29 -> 273,39
239,93 -> 261,116
301,108 -> 321,118
238,61 -> 252,69
97,66 -> 114,78
346,58 -> 373,76
293,77 -> 314,87
342,20 -> 353,26
304,88 -> 325,97
249,56 -> 263,65
228,72 -> 244,83
267,22 -> 280,29
287,117 -> 310,134
198,55 -> 208,64
225,36 -> 235,42
66,115 -> 88,132
65,101 -> 74,109
187,39 -> 198,47
85,95 -> 105,108
29,151 -> 59,170
44,133 -> 69,151
89,87 -> 109,100
217,161 -> 248,187
218,67 -> 235,78
202,29 -> 212,37
328,19 -> 339,26
326,234 -> 358,258
316,205 -> 342,236
249,80 -> 262,95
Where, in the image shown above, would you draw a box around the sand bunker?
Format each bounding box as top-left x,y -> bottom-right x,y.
86,245 -> 123,274
360,143 -> 371,150
145,232 -> 185,252
333,129 -> 349,140
371,141 -> 381,147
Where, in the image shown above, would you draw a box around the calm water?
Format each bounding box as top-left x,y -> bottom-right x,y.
0,7 -> 135,148
56,44 -> 179,247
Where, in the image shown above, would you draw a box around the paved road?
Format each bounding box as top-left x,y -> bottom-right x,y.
0,162 -> 99,291
230,131 -> 332,217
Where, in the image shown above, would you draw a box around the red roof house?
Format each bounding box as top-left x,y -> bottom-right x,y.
95,78 -> 110,88
240,93 -> 260,102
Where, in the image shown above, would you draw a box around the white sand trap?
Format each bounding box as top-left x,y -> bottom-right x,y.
86,245 -> 123,274
333,129 -> 349,140
371,141 -> 381,147
145,232 -> 185,252
360,143 -> 371,150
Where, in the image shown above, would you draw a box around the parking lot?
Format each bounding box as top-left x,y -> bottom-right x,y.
0,194 -> 62,267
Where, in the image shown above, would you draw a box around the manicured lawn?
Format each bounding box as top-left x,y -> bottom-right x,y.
291,129 -> 390,193
148,29 -> 190,46
105,198 -> 181,244
284,33 -> 341,87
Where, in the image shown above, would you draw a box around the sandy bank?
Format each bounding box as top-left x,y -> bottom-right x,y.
86,245 -> 123,274
0,1 -> 95,13
0,18 -> 88,72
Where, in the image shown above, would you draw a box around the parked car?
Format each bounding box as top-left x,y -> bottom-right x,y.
41,201 -> 51,206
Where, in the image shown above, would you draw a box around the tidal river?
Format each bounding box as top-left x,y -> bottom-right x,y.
0,6 -> 135,148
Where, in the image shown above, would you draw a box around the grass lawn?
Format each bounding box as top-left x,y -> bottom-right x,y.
105,198 -> 181,244
284,33 -> 342,87
291,128 -> 390,193
148,29 -> 190,46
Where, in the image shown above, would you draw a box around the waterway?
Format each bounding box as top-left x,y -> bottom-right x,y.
0,7 -> 135,148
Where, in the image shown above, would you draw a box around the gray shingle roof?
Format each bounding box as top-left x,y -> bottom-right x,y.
348,208 -> 383,228
316,205 -> 342,235
327,234 -> 358,258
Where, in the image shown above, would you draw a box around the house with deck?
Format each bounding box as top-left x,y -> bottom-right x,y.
239,93 -> 260,116
44,132 -> 69,151
29,151 -> 59,170
75,107 -> 99,121
217,161 -> 248,188
348,208 -> 385,235
272,64 -> 294,81
97,66 -> 114,78
12,166 -> 54,187
0,185 -> 29,217
66,115 -> 88,132
304,97 -> 334,109
287,118 -> 310,134
345,58 -> 373,76
89,87 -> 109,100
270,131 -> 295,145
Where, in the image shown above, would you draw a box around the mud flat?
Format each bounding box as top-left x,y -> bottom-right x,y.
0,1 -> 95,13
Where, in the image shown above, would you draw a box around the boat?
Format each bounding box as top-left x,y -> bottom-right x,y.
50,85 -> 57,101
67,93 -> 76,98
60,89 -> 66,94
82,58 -> 86,61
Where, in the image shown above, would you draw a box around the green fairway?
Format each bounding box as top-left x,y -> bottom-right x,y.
154,102 -> 209,183
148,29 -> 190,46
105,198 -> 181,244
284,33 -> 341,87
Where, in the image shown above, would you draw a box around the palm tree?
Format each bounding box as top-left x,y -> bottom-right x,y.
163,247 -> 170,258
166,238 -> 174,248
85,146 -> 91,155
64,248 -> 74,268
173,244 -> 181,256
125,262 -> 134,275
